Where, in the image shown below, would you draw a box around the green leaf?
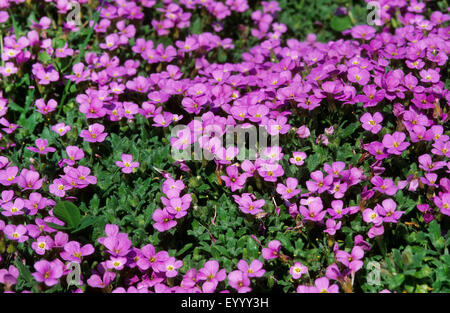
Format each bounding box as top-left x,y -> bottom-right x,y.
176,243 -> 194,257
45,222 -> 71,231
330,15 -> 353,32
53,201 -> 82,229
14,260 -> 34,287
341,122 -> 359,139
306,153 -> 321,172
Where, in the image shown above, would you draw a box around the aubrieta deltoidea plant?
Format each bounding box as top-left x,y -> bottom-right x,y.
0,0 -> 449,293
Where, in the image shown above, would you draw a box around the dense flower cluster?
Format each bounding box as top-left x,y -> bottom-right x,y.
0,0 -> 448,293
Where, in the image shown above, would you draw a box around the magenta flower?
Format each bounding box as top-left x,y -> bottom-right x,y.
26,138 -> 56,155
106,256 -> 128,271
290,262 -> 308,279
221,165 -> 249,192
323,219 -> 342,236
153,209 -> 177,232
299,196 -> 326,222
80,123 -> 108,143
276,177 -> 301,200
262,240 -> 281,260
31,236 -> 54,255
306,171 -> 333,193
32,259 -> 64,287
362,208 -> 383,226
198,260 -> 227,293
347,67 -> 370,85
49,178 -> 72,198
60,241 -> 95,263
360,112 -> 383,134
136,244 -> 169,272
17,169 -> 43,190
228,270 -> 251,293
327,200 -> 349,219
237,259 -> 265,278
51,122 -> 71,136
158,257 -> 182,278
289,151 -> 307,166
371,176 -> 398,196
4,224 -> 28,242
375,199 -> 404,223
433,193 -> 450,217
382,132 -> 410,155
115,154 -> 140,174
232,193 -> 265,215
351,25 -> 376,40
419,69 -> 440,83
1,198 -> 25,217
0,166 -> 19,186
417,204 -> 434,223
336,246 -> 364,273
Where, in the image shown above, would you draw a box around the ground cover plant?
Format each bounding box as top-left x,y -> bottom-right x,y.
0,0 -> 449,293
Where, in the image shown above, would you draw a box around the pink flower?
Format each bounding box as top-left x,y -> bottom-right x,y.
31,236 -> 54,255
152,209 -> 177,232
347,66 -> 370,85
276,177 -> 301,200
80,123 -> 108,143
382,132 -> 410,155
35,98 -> 58,115
221,165 -> 249,192
262,240 -> 281,260
375,198 -> 404,223
4,224 -> 28,242
115,154 -> 139,174
32,259 -> 64,287
299,196 -> 326,222
289,151 -> 307,166
228,270 -> 251,293
290,262 -> 308,279
158,257 -> 182,278
51,122 -> 71,136
60,241 -> 95,263
360,112 -> 383,134
237,259 -> 265,278
198,260 -> 227,293
26,138 -> 56,155
420,69 -> 440,83
336,246 -> 364,272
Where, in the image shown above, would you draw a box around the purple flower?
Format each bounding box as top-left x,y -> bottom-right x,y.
276,177 -> 301,200
198,260 -> 227,293
290,262 -> 308,279
26,138 -> 56,155
80,123 -> 108,143
228,270 -> 251,293
299,197 -> 326,222
158,257 -> 182,278
51,122 -> 71,136
31,236 -> 54,255
115,154 -> 140,174
262,240 -> 281,260
323,219 -> 342,236
371,176 -> 398,196
32,259 -> 64,287
221,165 -> 248,192
17,169 -> 43,191
336,246 -> 364,273
153,209 -> 177,232
360,112 -> 383,134
382,132 -> 410,155
4,224 -> 28,242
60,241 -> 95,263
237,259 -> 265,278
289,151 -> 307,166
